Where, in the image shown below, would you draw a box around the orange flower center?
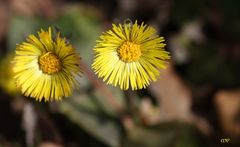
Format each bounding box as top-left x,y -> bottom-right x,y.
117,41 -> 141,62
39,52 -> 62,74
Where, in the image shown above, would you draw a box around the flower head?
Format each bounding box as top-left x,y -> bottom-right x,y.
0,54 -> 19,95
13,27 -> 82,101
92,20 -> 170,90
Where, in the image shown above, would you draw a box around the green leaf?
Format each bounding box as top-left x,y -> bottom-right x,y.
55,5 -> 101,67
57,92 -> 123,147
7,16 -> 48,53
124,122 -> 208,147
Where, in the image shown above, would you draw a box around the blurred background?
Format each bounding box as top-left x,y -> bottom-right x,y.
0,0 -> 240,146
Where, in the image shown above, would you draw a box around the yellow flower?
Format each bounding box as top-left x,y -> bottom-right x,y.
13,27 -> 82,101
0,54 -> 19,95
92,20 -> 170,90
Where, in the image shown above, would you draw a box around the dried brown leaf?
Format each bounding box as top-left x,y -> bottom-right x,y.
215,89 -> 240,136
149,63 -> 212,135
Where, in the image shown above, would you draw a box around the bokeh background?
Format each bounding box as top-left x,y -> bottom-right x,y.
0,0 -> 240,146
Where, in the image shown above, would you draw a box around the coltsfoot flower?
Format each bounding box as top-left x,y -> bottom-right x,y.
0,54 -> 19,95
13,27 -> 82,101
92,20 -> 170,90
